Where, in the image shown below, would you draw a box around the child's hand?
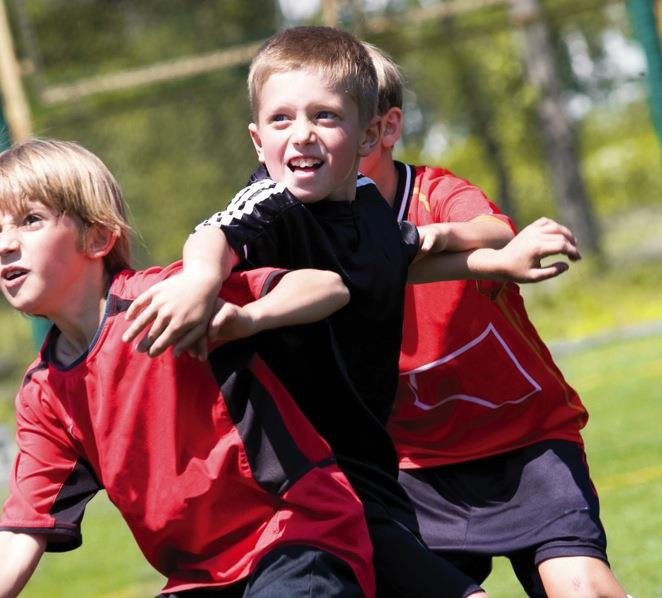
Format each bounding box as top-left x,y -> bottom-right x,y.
485,217 -> 581,283
207,300 -> 258,344
122,272 -> 221,358
417,223 -> 450,256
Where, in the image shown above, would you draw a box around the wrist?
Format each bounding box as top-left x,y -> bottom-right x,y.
466,248 -> 506,280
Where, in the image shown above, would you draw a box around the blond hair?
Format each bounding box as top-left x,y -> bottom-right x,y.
0,139 -> 131,273
248,26 -> 378,126
363,42 -> 404,115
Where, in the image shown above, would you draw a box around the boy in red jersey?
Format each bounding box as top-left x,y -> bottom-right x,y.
358,43 -> 629,598
0,139 -> 377,598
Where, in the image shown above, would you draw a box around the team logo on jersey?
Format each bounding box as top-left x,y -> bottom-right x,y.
402,322 -> 541,411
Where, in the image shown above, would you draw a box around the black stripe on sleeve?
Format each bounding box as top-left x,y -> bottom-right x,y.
44,458 -> 102,551
2,459 -> 105,551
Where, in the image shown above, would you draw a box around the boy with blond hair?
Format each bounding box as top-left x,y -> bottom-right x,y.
0,138 -> 378,598
125,26 -> 581,598
359,42 -> 629,598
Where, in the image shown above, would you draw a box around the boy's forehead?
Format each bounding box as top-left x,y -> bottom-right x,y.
261,67 -> 335,91
0,196 -> 52,217
257,68 -> 354,109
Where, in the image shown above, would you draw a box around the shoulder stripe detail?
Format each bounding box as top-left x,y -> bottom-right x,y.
356,174 -> 376,189
197,179 -> 288,230
23,360 -> 48,386
396,165 -> 414,223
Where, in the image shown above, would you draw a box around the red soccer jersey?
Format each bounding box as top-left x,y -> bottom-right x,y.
386,163 -> 588,468
1,263 -> 374,596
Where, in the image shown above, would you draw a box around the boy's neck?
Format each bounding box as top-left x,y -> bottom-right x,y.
365,154 -> 399,207
51,269 -> 111,365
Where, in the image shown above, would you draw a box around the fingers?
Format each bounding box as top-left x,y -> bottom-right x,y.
122,293 -> 156,343
536,235 -> 581,262
176,333 -> 208,361
122,306 -> 157,345
524,261 -> 569,283
420,233 -> 435,253
144,319 -> 208,358
528,218 -> 578,247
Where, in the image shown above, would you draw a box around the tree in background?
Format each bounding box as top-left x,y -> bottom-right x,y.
509,0 -> 601,256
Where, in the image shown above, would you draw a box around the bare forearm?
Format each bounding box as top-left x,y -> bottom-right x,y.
183,226 -> 239,287
244,269 -> 350,331
441,217 -> 513,251
409,217 -> 580,285
0,531 -> 46,597
408,250 -> 487,284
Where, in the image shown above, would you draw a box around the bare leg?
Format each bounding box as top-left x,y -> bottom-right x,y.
538,556 -> 628,598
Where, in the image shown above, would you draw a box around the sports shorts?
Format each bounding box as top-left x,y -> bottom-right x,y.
157,544 -> 362,597
398,439 -> 609,597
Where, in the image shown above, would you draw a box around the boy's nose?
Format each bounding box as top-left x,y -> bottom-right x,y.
292,119 -> 315,144
0,229 -> 19,254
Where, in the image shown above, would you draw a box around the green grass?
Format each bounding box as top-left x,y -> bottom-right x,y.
484,333 -> 662,598
4,332 -> 660,597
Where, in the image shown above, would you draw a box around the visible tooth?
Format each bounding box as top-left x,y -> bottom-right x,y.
291,158 -> 320,168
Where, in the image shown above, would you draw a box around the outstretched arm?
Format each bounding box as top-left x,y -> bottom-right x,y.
122,226 -> 239,358
409,217 -> 580,284
208,269 -> 349,344
417,215 -> 514,257
0,531 -> 46,597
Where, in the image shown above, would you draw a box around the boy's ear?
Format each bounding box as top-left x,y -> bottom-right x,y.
381,107 -> 403,150
248,123 -> 266,163
83,224 -> 117,259
358,115 -> 382,157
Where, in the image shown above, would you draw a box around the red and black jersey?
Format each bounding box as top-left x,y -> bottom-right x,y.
0,264 -> 375,597
387,162 -> 588,468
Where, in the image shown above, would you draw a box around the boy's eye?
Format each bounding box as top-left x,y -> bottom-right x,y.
316,111 -> 337,120
270,114 -> 289,123
23,213 -> 42,227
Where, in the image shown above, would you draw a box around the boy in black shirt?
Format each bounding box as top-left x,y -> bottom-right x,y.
125,26 -> 579,598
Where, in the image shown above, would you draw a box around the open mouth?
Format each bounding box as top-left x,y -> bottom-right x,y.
2,268 -> 27,282
288,157 -> 323,172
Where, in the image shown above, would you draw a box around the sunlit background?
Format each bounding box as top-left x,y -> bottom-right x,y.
0,1 -> 661,596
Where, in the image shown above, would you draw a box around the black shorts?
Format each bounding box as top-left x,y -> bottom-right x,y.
157,545 -> 362,598
349,461 -> 483,598
398,440 -> 609,597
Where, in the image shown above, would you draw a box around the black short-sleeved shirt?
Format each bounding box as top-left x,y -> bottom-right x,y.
198,172 -> 419,510
201,171 -> 418,425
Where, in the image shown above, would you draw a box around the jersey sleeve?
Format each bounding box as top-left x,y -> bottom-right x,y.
399,221 -> 420,264
425,168 -> 513,229
0,387 -> 100,552
195,179 -> 301,258
221,268 -> 289,306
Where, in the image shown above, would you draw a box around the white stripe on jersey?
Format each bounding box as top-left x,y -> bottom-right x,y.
196,179 -> 286,230
356,173 -> 376,188
198,174 -> 375,231
396,165 -> 413,223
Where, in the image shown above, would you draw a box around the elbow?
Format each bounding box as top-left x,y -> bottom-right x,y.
327,271 -> 350,307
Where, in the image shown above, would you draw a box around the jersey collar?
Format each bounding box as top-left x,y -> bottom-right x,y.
392,161 -> 415,223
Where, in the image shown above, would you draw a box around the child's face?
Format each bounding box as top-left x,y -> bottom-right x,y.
0,200 -> 88,317
249,68 -> 377,203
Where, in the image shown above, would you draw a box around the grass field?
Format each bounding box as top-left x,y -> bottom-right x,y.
4,330 -> 660,597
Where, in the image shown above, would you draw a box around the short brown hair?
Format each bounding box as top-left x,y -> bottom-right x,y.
0,139 -> 132,274
248,26 -> 378,126
363,42 -> 404,115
